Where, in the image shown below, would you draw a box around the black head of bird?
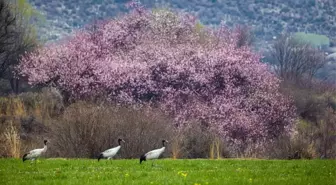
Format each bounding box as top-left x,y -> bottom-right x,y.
118,138 -> 125,144
162,140 -> 168,146
44,140 -> 48,145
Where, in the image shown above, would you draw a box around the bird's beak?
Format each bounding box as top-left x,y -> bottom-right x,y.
122,140 -> 126,143
165,140 -> 169,143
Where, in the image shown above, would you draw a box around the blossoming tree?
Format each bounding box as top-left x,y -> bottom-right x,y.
18,2 -> 296,147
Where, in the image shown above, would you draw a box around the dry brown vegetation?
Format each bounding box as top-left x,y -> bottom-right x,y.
0,88 -> 228,159
271,78 -> 336,159
0,82 -> 335,159
50,102 -> 176,158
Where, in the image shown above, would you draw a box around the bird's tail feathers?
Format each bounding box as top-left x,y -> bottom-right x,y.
140,154 -> 146,164
22,153 -> 28,162
98,153 -> 104,162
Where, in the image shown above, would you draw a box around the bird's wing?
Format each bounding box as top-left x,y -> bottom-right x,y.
103,149 -> 112,154
28,148 -> 43,157
145,148 -> 161,156
145,148 -> 164,159
29,148 -> 42,154
103,146 -> 120,156
145,150 -> 155,156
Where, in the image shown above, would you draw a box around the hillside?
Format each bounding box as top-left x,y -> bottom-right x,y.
29,0 -> 335,43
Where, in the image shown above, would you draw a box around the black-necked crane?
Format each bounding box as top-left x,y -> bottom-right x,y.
22,140 -> 48,163
140,140 -> 168,166
98,138 -> 125,161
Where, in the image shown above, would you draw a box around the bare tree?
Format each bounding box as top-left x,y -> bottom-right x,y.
270,34 -> 326,81
0,0 -> 41,94
0,0 -> 17,79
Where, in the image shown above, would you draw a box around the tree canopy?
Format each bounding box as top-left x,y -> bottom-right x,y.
18,2 -> 296,147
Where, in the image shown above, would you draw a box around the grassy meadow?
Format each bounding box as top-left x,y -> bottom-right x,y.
0,158 -> 335,185
293,32 -> 330,47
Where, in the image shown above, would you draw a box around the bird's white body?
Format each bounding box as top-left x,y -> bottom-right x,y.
140,140 -> 168,164
144,147 -> 165,160
98,139 -> 125,161
23,142 -> 48,162
101,145 -> 121,159
26,147 -> 47,159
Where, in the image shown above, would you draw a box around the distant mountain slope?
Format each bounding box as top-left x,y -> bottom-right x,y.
29,0 -> 335,43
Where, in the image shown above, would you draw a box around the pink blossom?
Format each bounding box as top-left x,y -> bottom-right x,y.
18,4 -> 296,146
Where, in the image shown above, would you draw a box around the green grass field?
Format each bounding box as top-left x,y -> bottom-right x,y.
293,32 -> 330,47
0,159 -> 335,185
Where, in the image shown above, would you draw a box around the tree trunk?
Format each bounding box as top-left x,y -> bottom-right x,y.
10,78 -> 20,94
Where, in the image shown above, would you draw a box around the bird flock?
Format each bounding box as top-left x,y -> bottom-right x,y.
22,139 -> 168,165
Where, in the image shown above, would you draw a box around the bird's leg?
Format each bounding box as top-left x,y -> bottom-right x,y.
152,160 -> 161,168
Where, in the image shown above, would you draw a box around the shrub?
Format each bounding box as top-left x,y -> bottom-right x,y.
0,88 -> 61,157
50,101 -> 175,158
278,79 -> 336,159
171,124 -> 215,159
0,120 -> 21,158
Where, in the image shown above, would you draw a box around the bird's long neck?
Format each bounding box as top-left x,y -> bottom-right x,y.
162,141 -> 165,147
160,146 -> 166,153
42,143 -> 47,153
118,140 -> 121,146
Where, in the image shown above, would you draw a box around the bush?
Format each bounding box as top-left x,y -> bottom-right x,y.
50,102 -> 175,158
1,92 -> 234,159
1,87 -> 333,159
264,133 -> 310,159
278,79 -> 336,159
0,87 -> 62,157
0,111 -> 49,158
171,124 -> 224,159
